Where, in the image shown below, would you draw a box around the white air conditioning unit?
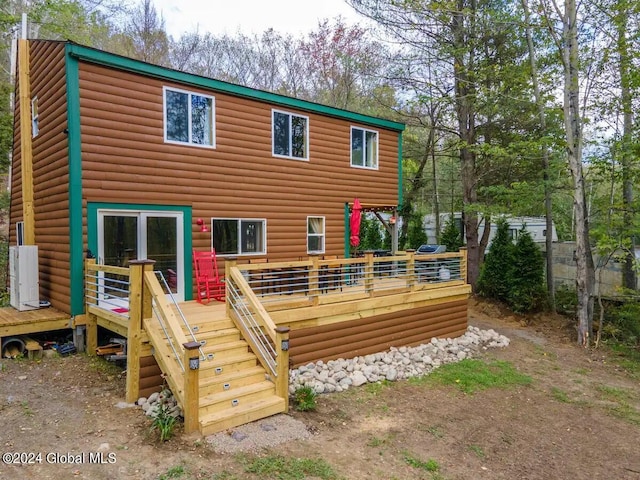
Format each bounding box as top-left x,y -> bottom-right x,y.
9,245 -> 40,311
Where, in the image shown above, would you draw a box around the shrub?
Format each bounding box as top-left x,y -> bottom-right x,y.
293,385 -> 317,411
477,218 -> 514,302
555,284 -> 578,316
603,302 -> 640,345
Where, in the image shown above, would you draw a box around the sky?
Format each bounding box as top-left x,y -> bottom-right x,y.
153,0 -> 367,38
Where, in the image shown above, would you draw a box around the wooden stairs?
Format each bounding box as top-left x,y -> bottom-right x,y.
145,310 -> 286,436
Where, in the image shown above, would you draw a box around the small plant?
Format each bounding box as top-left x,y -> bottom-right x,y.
469,444 -> 485,459
21,401 -> 34,417
551,387 -> 571,403
293,385 -> 317,411
151,403 -> 177,442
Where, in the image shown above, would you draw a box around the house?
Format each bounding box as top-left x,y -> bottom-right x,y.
10,40 -> 404,314
424,213 -> 558,249
7,39 -> 471,435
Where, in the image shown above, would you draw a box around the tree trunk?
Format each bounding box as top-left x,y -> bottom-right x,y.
453,0 -> 480,288
562,0 -> 594,345
522,0 -> 555,310
616,7 -> 637,291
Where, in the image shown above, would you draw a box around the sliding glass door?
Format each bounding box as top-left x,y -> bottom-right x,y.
98,210 -> 184,302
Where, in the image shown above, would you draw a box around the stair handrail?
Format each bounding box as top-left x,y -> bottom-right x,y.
225,258 -> 290,408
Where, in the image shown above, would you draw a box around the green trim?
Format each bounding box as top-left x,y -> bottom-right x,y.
65,43 -> 405,133
66,53 -> 84,316
87,203 -> 193,301
344,203 -> 350,259
397,132 -> 404,208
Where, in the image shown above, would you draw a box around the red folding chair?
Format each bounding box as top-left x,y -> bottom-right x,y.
193,249 -> 225,303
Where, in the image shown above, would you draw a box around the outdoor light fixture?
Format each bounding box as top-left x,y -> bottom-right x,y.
196,218 -> 209,233
389,216 -> 396,224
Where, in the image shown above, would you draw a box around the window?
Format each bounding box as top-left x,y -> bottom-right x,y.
164,87 -> 215,147
307,216 -> 325,254
213,219 -> 266,255
272,109 -> 308,160
31,97 -> 39,138
351,127 -> 378,169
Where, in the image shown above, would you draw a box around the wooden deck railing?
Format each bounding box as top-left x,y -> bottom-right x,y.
236,249 -> 468,309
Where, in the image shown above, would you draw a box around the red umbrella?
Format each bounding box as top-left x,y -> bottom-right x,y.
350,198 -> 362,247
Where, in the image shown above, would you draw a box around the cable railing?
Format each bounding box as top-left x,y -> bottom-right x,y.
235,250 -> 467,305
85,263 -> 131,316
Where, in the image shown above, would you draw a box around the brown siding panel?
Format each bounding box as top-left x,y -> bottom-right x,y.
78,62 -> 400,294
10,41 -> 70,313
139,355 -> 163,398
288,299 -> 468,366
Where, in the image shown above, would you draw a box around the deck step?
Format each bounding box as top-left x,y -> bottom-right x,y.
199,365 -> 269,396
199,380 -> 276,417
199,395 -> 286,436
198,351 -> 259,378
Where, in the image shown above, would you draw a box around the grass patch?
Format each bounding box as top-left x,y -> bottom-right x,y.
20,401 -> 34,417
595,384 -> 640,425
551,387 -> 571,403
403,451 -> 440,472
468,444 -> 485,459
88,355 -> 123,376
606,343 -> 640,379
240,454 -> 342,480
409,359 -> 532,394
158,465 -> 187,479
364,380 -> 393,396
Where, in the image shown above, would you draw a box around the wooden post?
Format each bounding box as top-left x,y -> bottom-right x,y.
460,248 -> 468,283
182,341 -> 201,434
225,257 -> 237,319
126,259 -> 155,403
406,249 -> 416,291
364,251 -> 375,296
18,39 -> 35,245
308,254 -> 319,305
85,258 -> 98,355
275,326 -> 290,412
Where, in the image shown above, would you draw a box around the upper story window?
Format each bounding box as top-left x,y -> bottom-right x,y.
307,216 -> 325,254
31,97 -> 39,138
272,109 -> 308,160
351,127 -> 378,169
164,87 -> 215,147
212,218 -> 266,255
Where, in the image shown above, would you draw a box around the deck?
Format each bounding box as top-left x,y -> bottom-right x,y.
0,306 -> 76,354
3,250 -> 471,435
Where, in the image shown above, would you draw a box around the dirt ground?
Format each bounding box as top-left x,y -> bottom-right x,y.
1,297 -> 639,480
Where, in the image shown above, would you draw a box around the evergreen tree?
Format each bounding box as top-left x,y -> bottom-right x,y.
508,228 -> 547,313
440,217 -> 463,252
406,213 -> 428,249
360,216 -> 382,250
477,218 -> 514,302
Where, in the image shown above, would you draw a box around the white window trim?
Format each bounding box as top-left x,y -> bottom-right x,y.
307,215 -> 325,254
350,126 -> 379,170
31,97 -> 39,138
271,109 -> 309,161
211,218 -> 267,256
163,86 -> 216,149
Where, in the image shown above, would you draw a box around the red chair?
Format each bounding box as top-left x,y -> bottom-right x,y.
193,249 -> 225,303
